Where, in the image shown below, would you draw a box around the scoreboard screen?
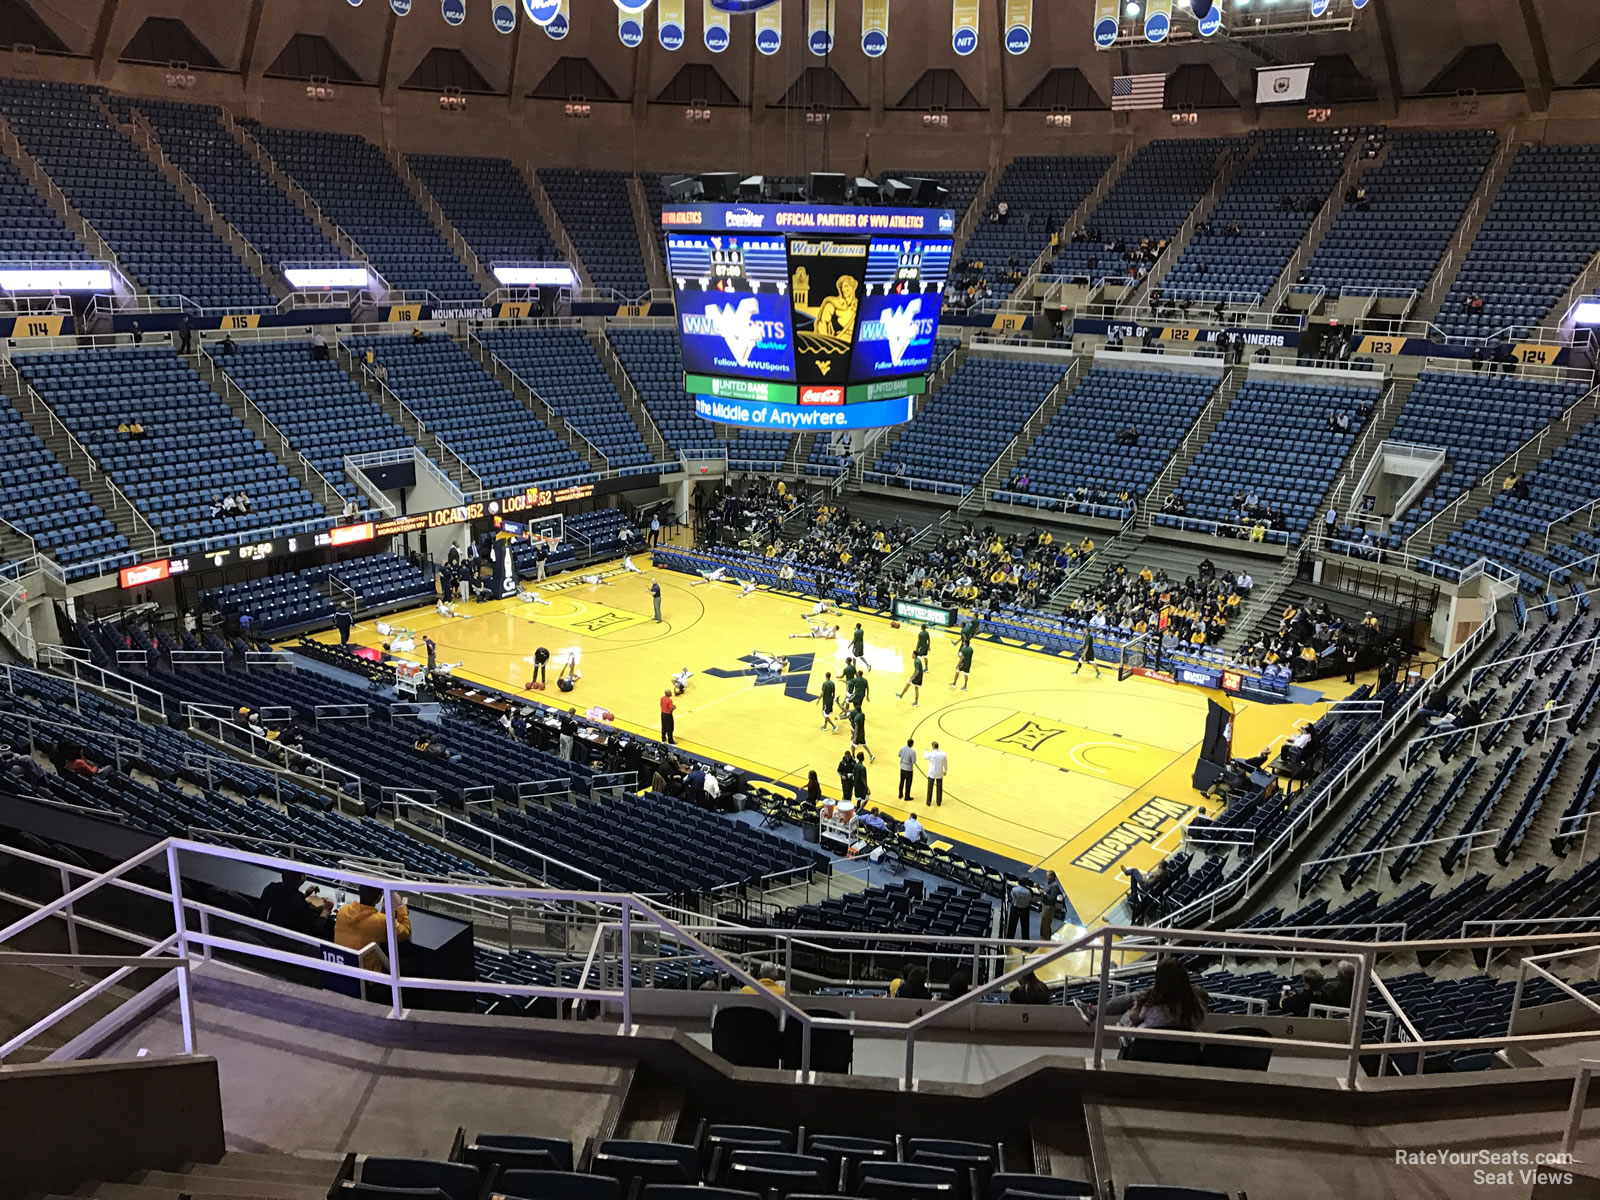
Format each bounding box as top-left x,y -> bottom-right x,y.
666,232 -> 795,379
664,202 -> 951,384
852,236 -> 950,380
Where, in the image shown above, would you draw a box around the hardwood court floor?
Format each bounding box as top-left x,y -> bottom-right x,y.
303,558 -> 1347,925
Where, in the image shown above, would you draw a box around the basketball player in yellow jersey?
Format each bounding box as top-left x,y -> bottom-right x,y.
814,275 -> 860,340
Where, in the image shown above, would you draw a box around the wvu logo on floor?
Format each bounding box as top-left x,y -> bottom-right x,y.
1071,796 -> 1193,873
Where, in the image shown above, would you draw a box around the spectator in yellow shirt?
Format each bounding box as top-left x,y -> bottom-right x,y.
335,885 -> 410,971
740,962 -> 787,995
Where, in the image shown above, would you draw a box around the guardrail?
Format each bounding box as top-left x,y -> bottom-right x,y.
10,837 -> 1600,1092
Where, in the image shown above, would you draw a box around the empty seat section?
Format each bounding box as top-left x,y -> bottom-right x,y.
215,340 -> 430,505
1165,127 -> 1357,301
135,97 -> 339,266
998,367 -> 1218,514
0,79 -> 274,307
349,333 -> 593,497
14,346 -> 324,553
479,327 -> 655,470
866,358 -> 1062,494
1050,139 -> 1236,285
1437,143 -> 1600,339
410,152 -> 559,265
538,168 -> 648,297
0,394 -> 130,577
249,122 -> 481,301
1302,129 -> 1498,298
1164,378 -> 1381,541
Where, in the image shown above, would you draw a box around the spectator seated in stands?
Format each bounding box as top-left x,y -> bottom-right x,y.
1009,970 -> 1051,1005
335,884 -> 411,971
1278,968 -> 1327,1017
260,869 -> 334,938
1070,561 -> 1248,649
1097,958 -> 1211,1030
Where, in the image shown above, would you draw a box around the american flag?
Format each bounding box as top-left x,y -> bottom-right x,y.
1111,73 -> 1167,111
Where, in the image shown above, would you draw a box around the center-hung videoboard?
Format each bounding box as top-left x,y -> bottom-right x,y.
662,202 -> 954,430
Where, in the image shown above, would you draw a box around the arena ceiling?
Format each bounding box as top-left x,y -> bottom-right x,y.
7,0 -> 1600,118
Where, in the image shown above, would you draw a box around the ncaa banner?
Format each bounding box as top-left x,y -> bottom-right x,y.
807,0 -> 835,55
951,0 -> 978,55
1092,0 -> 1118,49
704,0 -> 730,50
1003,0 -> 1031,54
755,0 -> 782,55
491,1 -> 516,33
658,0 -> 685,48
543,0 -> 568,36
618,3 -> 646,46
861,0 -> 887,57
1143,0 -> 1171,43
442,0 -> 465,26
523,0 -> 560,23
390,0 -> 412,12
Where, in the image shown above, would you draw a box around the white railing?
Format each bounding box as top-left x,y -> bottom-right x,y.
1403,381 -> 1600,554
1540,495 -> 1600,553
11,837 -> 1600,1093
20,650 -> 166,721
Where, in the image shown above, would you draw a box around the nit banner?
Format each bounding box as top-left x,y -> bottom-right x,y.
951,0 -> 978,55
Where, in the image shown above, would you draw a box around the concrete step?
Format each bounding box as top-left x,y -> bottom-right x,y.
82,1182 -> 324,1200
128,1168 -> 330,1199
209,1153 -> 343,1183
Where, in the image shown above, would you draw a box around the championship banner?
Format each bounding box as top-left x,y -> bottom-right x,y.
807,0 -> 835,55
391,0 -> 413,15
543,0 -> 568,37
860,0 -> 887,56
704,0 -> 730,50
755,0 -> 782,55
951,0 -> 978,55
442,0 -> 465,26
1092,0 -> 1119,49
1143,0 -> 1171,43
618,3 -> 646,46
1003,0 -> 1031,54
658,0 -> 685,48
523,0 -> 560,24
491,1 -> 516,33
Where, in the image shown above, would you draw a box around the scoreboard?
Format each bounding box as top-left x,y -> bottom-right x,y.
663,202 -> 954,430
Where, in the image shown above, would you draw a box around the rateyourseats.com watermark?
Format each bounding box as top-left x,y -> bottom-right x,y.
1396,1148 -> 1580,1187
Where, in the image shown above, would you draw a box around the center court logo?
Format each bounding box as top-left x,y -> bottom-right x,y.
860,298 -> 935,367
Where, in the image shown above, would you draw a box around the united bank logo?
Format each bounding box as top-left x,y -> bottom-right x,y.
683,297 -> 786,368
861,298 -> 935,367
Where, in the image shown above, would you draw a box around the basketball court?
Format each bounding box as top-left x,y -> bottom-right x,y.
301,555 -> 1341,925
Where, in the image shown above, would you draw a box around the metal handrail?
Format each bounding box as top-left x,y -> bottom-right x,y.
12,837 -> 1600,1089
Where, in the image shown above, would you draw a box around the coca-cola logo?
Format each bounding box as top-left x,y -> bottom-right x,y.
799,386 -> 844,406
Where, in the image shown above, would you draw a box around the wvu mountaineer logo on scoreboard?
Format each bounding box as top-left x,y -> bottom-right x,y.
861,298 -> 936,369
683,297 -> 777,369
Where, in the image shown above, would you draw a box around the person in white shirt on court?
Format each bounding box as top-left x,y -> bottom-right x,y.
692,566 -> 728,587
924,741 -> 948,807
